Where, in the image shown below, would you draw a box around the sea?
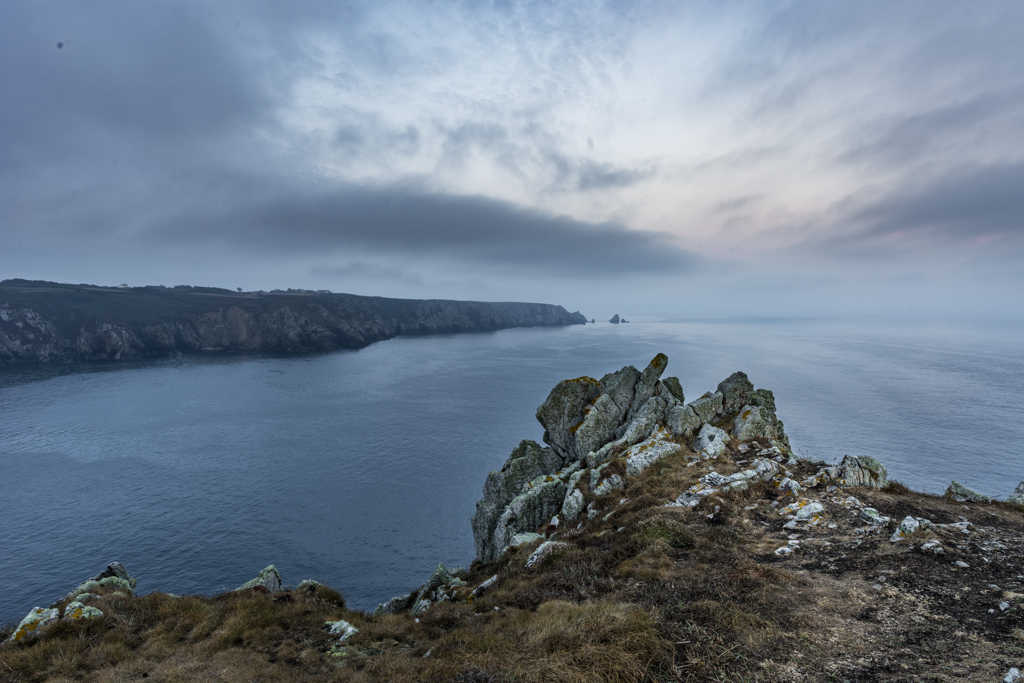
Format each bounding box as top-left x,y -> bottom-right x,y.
2,316 -> 1023,623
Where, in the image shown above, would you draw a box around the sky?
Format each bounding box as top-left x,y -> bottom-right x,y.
2,0 -> 1023,318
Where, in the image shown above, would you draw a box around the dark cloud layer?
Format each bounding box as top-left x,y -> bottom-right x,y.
152,183 -> 694,275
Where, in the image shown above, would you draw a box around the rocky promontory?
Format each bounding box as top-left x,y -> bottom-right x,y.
0,279 -> 586,363
4,354 -> 1024,683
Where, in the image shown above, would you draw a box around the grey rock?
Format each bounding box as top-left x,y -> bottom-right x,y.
625,354 -> 669,425
536,376 -> 602,462
625,429 -> 683,476
693,423 -> 729,459
574,393 -> 627,458
560,488 -> 586,522
1004,667 -> 1021,683
838,455 -> 888,488
237,565 -> 282,592
860,508 -> 890,526
471,440 -> 563,564
890,516 -> 920,542
945,480 -> 992,503
665,403 -> 701,439
594,474 -> 625,496
609,314 -> 620,324
485,476 -> 568,564
8,607 -> 60,642
324,619 -> 359,642
660,376 -> 685,404
374,593 -> 412,616
469,575 -> 498,600
525,541 -> 570,568
716,372 -> 754,414
732,405 -> 783,442
63,601 -> 104,621
620,396 -> 667,445
1008,482 -> 1024,505
510,532 -> 545,546
56,562 -> 137,606
688,392 -> 724,424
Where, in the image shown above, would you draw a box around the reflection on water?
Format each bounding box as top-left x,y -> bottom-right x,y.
1,318 -> 1022,622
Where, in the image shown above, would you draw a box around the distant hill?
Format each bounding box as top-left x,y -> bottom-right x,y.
0,279 -> 586,363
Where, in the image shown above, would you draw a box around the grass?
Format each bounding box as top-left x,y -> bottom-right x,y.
5,429 -> 1024,682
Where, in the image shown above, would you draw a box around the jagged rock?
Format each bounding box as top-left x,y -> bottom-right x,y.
560,488 -> 586,522
373,593 -> 412,616
1008,482 -> 1024,505
837,455 -> 888,488
716,372 -> 754,414
483,476 -> 568,563
693,423 -> 729,459
324,619 -> 359,642
237,565 -> 282,592
665,403 -> 701,438
620,396 -> 667,445
574,393 -> 627,458
626,354 -> 669,425
945,480 -> 991,503
57,562 -> 137,605
63,601 -> 103,621
536,376 -> 602,463
8,607 -> 60,642
688,392 -> 724,424
472,440 -> 563,563
660,376 -> 685,403
525,541 -> 569,568
860,508 -> 890,526
624,428 -> 683,476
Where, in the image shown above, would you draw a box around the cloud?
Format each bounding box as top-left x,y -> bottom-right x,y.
148,182 -> 696,276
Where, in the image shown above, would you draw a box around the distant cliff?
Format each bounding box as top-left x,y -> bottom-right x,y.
0,280 -> 587,363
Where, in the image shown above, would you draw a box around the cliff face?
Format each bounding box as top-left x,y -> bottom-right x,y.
0,280 -> 586,363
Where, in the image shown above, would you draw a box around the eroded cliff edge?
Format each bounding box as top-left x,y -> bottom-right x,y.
0,279 -> 586,363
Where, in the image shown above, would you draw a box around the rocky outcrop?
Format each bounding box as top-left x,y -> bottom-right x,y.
374,564 -> 467,616
237,565 -> 282,593
0,280 -> 587,363
945,480 -> 992,503
471,354 -> 793,564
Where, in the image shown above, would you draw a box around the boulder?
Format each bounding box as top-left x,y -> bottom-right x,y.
732,405 -> 780,442
1008,482 -> 1024,506
945,480 -> 991,503
237,565 -> 282,592
890,516 -> 920,542
560,488 -> 586,522
8,607 -> 60,642
665,403 -> 701,438
472,440 -> 563,563
660,376 -> 685,404
535,376 -> 602,462
688,392 -> 724,424
624,428 -> 683,476
692,423 -> 729,459
483,476 -> 568,563
860,508 -> 890,526
837,455 -> 888,488
716,372 -> 754,414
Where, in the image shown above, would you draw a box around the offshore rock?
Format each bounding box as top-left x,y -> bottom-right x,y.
717,372 -> 754,414
237,565 -> 282,593
536,376 -> 602,463
472,440 -> 563,563
945,481 -> 992,503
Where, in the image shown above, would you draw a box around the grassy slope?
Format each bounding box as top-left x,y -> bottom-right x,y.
3,420 -> 1023,682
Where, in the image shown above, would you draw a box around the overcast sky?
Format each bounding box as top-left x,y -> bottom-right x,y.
2,0 -> 1022,317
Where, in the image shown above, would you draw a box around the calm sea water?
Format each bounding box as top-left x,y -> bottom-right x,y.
2,317 -> 1023,623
